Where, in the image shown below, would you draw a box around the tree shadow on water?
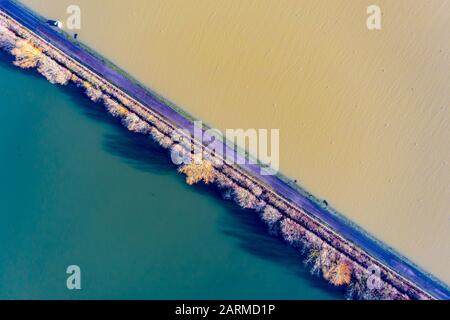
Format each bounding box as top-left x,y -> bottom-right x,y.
225,210 -> 344,296
0,50 -> 51,82
193,184 -> 345,298
102,131 -> 173,174
60,82 -> 174,175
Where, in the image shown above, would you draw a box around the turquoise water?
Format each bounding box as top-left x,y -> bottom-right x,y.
0,52 -> 342,299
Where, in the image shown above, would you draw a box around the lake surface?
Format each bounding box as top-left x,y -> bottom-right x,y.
20,0 -> 450,284
0,52 -> 342,299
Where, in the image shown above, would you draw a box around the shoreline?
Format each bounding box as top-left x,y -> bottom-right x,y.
0,0 -> 449,300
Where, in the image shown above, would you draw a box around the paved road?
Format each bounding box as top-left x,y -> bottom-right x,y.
1,0 -> 448,299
